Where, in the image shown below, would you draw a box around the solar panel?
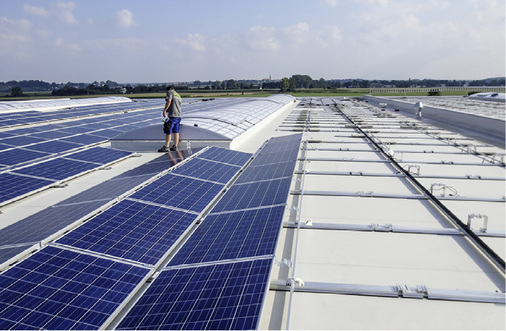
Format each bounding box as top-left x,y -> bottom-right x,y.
235,160 -> 298,184
56,199 -> 197,265
116,151 -> 196,179
91,128 -> 124,138
65,147 -> 131,165
211,177 -> 292,213
171,158 -> 241,184
0,143 -> 12,151
60,134 -> 107,145
198,146 -> 252,166
0,200 -> 109,258
117,258 -> 272,330
0,148 -> 50,166
0,135 -> 41,147
169,206 -> 285,266
0,246 -> 150,330
130,174 -> 224,213
31,130 -> 72,140
0,173 -> 55,205
13,158 -> 98,181
0,245 -> 34,265
249,147 -> 300,166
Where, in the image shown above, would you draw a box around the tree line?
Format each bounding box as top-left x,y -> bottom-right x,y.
2,76 -> 504,97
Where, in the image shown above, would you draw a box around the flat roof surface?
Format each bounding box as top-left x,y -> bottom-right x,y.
0,96 -> 504,330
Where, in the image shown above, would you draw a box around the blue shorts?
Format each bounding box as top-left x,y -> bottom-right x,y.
163,117 -> 181,134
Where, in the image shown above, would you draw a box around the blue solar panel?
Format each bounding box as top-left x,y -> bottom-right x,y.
171,158 -> 241,184
0,148 -> 50,166
24,140 -> 81,154
0,135 -> 41,147
56,199 -> 197,265
61,133 -> 107,145
169,206 -> 285,266
249,134 -> 301,166
31,130 -> 72,140
235,160 -> 297,184
57,126 -> 91,134
65,147 -> 131,164
198,147 -> 252,166
0,246 -> 149,330
13,158 -> 98,181
250,147 -> 300,166
92,128 -> 123,138
211,177 -> 292,213
130,174 -> 224,213
117,258 -> 272,330
0,143 -> 12,151
0,173 -> 55,205
0,132 -> 14,139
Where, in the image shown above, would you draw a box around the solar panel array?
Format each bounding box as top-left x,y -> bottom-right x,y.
0,147 -> 132,206
0,150 -> 195,265
0,146 -> 252,329
117,134 -> 302,330
0,96 -> 300,329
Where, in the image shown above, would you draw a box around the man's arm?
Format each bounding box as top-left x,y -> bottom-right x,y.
163,98 -> 172,118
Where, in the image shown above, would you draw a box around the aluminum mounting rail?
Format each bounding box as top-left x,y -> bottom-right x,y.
336,107 -> 506,272
270,279 -> 505,304
283,222 -> 505,238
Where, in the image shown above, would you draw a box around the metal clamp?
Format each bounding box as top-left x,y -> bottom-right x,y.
468,214 -> 489,233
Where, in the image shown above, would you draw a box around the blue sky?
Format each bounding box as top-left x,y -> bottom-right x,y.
1,0 -> 504,83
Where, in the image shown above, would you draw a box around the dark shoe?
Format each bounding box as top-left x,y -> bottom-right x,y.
158,146 -> 169,152
170,146 -> 178,151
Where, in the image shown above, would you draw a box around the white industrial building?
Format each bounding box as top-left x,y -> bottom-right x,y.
0,94 -> 504,330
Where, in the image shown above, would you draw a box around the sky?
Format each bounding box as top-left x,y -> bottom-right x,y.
1,0 -> 504,83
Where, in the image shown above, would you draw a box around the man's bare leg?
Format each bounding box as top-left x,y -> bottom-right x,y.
165,134 -> 172,148
173,133 -> 179,148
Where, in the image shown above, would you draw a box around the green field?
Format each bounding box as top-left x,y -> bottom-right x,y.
0,87 -> 503,102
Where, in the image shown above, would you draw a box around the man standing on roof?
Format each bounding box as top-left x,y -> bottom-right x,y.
158,85 -> 182,152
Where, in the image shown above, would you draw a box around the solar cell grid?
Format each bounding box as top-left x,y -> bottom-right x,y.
0,173 -> 55,205
65,147 -> 131,165
0,246 -> 149,330
117,258 -> 272,330
130,174 -> 223,212
31,130 -> 73,140
0,200 -> 110,256
1,135 -> 41,146
171,158 -> 241,184
249,147 -> 300,165
24,140 -> 81,154
61,133 -> 107,145
56,199 -> 197,265
169,206 -> 285,266
198,147 -> 252,167
211,177 -> 292,213
0,143 -> 12,151
92,128 -> 124,138
235,160 -> 297,184
13,158 -> 98,181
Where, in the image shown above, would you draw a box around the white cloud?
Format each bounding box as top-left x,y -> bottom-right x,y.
55,1 -> 78,25
0,17 -> 32,42
246,26 -> 279,50
55,36 -> 81,52
116,9 -> 135,28
23,5 -> 49,17
283,22 -> 310,46
176,33 -> 207,52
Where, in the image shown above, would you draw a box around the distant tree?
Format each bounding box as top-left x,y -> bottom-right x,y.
280,78 -> 290,92
10,87 -> 23,97
288,77 -> 297,92
291,74 -> 313,88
